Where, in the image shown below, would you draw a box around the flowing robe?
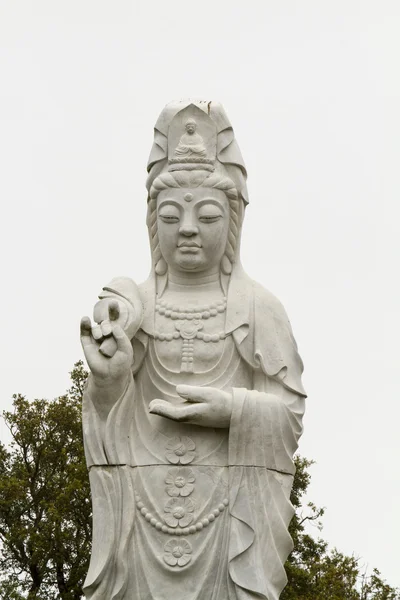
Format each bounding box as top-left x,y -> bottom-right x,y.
82,271 -> 306,600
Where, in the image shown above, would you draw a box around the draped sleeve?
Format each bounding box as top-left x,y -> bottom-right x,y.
227,281 -> 306,600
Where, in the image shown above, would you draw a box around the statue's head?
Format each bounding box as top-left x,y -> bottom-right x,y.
146,101 -> 248,278
148,170 -> 240,276
185,118 -> 197,134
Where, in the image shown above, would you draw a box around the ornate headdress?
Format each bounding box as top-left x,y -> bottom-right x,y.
146,100 -> 249,205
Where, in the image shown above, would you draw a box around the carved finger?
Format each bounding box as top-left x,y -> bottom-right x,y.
99,337 -> 118,358
101,320 -> 112,337
149,400 -> 199,423
92,325 -> 103,342
108,300 -> 120,321
112,325 -> 133,357
80,317 -> 94,347
176,385 -> 227,404
93,299 -> 110,324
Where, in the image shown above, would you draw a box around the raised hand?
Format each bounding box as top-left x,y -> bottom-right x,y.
92,298 -> 128,357
149,385 -> 233,429
80,300 -> 133,385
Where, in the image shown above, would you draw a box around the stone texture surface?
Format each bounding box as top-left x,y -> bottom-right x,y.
80,100 -> 306,600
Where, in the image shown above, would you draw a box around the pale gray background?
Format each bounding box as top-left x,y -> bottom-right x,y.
1,0 -> 399,588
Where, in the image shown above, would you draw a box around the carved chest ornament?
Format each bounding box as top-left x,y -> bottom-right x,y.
155,298 -> 227,372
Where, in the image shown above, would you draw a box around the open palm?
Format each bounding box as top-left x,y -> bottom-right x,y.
149,385 -> 233,429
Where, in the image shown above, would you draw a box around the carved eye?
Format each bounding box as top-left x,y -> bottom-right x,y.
159,204 -> 180,224
198,205 -> 223,223
199,215 -> 222,223
159,215 -> 180,224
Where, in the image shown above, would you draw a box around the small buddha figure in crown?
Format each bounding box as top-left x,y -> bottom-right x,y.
174,118 -> 207,159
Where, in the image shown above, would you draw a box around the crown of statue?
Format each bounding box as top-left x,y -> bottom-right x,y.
146,100 -> 249,205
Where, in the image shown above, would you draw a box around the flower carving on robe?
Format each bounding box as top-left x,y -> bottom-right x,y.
163,538 -> 192,567
164,497 -> 195,528
165,467 -> 196,497
165,436 -> 196,465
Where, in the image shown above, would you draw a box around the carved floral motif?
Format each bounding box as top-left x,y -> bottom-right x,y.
165,467 -> 195,497
163,538 -> 192,567
164,497 -> 195,528
165,436 -> 196,464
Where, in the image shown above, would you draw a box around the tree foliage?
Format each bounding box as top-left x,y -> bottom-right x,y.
282,456 -> 399,600
0,363 -> 398,599
0,362 -> 91,599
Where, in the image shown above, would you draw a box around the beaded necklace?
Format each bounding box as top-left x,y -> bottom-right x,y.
154,296 -> 227,373
155,296 -> 227,320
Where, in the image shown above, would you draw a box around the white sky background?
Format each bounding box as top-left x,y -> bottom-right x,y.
1,0 -> 399,588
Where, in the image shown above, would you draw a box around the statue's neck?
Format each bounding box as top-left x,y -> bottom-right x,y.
162,269 -> 223,297
168,270 -> 220,287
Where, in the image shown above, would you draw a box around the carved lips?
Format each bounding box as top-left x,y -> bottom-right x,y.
178,241 -> 201,254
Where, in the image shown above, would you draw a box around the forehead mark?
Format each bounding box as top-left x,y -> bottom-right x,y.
184,193 -> 193,202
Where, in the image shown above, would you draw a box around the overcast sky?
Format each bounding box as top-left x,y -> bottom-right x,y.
1,0 -> 399,589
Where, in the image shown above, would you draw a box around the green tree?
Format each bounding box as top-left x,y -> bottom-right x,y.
0,362 -> 91,599
282,457 -> 399,600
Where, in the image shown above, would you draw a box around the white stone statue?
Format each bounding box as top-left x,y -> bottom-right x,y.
80,100 -> 306,600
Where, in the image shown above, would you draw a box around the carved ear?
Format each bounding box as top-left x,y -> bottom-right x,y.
221,254 -> 232,275
155,257 -> 168,275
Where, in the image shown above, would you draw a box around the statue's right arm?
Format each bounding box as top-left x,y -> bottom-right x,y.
81,278 -> 144,421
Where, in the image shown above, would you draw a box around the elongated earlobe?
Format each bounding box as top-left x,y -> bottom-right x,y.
155,258 -> 168,275
221,254 -> 232,275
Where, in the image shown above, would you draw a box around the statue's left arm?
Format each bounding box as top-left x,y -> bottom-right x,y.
225,382 -> 304,600
226,284 -> 306,600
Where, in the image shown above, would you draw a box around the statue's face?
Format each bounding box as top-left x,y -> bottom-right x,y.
157,187 -> 230,274
185,122 -> 196,134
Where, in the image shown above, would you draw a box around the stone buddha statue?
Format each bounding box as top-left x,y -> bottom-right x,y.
174,118 -> 207,159
80,100 -> 306,600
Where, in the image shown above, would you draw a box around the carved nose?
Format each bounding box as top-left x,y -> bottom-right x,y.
179,224 -> 199,236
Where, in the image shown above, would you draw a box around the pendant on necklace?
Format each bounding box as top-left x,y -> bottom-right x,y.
175,320 -> 203,373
